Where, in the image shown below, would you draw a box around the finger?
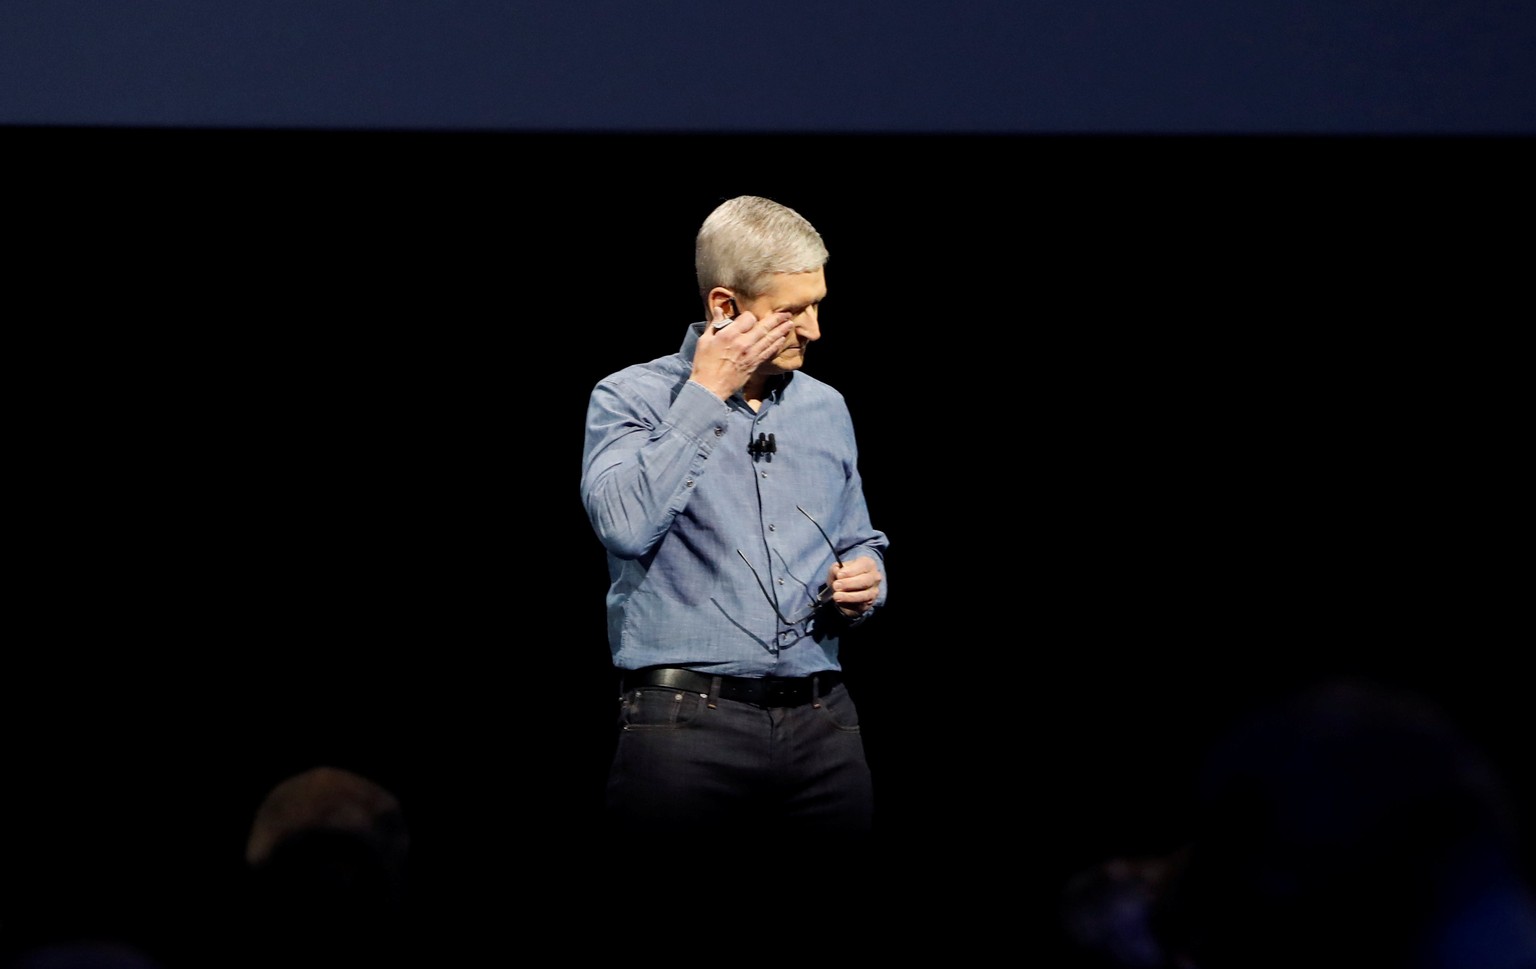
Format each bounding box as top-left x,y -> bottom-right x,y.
839,575 -> 880,599
835,560 -> 873,579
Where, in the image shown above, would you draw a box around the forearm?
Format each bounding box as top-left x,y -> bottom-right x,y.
581,379 -> 730,560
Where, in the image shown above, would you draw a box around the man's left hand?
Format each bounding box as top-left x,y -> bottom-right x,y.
827,556 -> 882,619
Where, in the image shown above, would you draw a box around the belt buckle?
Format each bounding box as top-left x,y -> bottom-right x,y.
763,678 -> 801,706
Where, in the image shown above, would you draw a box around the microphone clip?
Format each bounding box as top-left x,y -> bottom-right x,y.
748,432 -> 777,461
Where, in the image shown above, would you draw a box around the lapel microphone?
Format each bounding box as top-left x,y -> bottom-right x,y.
748,432 -> 776,460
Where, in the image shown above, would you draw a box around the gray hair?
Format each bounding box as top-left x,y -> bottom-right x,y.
695,196 -> 829,305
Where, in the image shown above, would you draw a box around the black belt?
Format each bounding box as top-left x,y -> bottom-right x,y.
620,667 -> 841,708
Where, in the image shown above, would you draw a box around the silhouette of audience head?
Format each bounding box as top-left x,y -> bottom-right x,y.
1060,849 -> 1189,969
6,942 -> 165,969
241,765 -> 412,968
1162,677 -> 1536,969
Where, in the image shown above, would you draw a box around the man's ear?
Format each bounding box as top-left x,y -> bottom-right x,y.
706,287 -> 738,322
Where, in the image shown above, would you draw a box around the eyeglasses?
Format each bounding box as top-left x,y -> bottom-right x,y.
737,505 -> 845,627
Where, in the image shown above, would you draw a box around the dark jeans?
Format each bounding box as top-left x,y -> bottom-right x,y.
604,678 -> 874,843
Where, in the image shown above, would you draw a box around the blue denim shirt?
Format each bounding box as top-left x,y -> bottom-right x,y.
581,322 -> 889,677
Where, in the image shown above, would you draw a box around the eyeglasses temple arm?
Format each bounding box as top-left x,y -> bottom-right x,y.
795,505 -> 845,567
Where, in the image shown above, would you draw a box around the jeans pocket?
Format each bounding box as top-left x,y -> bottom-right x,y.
815,683 -> 861,731
619,686 -> 708,729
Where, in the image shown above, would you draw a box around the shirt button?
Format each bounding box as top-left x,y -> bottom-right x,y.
714,426 -> 724,437
685,479 -> 695,488
760,471 -> 768,479
768,523 -> 776,531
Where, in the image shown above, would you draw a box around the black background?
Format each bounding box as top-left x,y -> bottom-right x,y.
6,127 -> 1533,961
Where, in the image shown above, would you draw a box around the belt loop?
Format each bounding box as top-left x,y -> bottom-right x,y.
812,673 -> 823,709
706,675 -> 722,710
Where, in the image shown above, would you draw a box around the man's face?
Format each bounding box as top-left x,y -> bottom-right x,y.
738,267 -> 826,377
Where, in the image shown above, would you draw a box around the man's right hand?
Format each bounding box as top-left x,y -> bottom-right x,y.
690,309 -> 795,400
